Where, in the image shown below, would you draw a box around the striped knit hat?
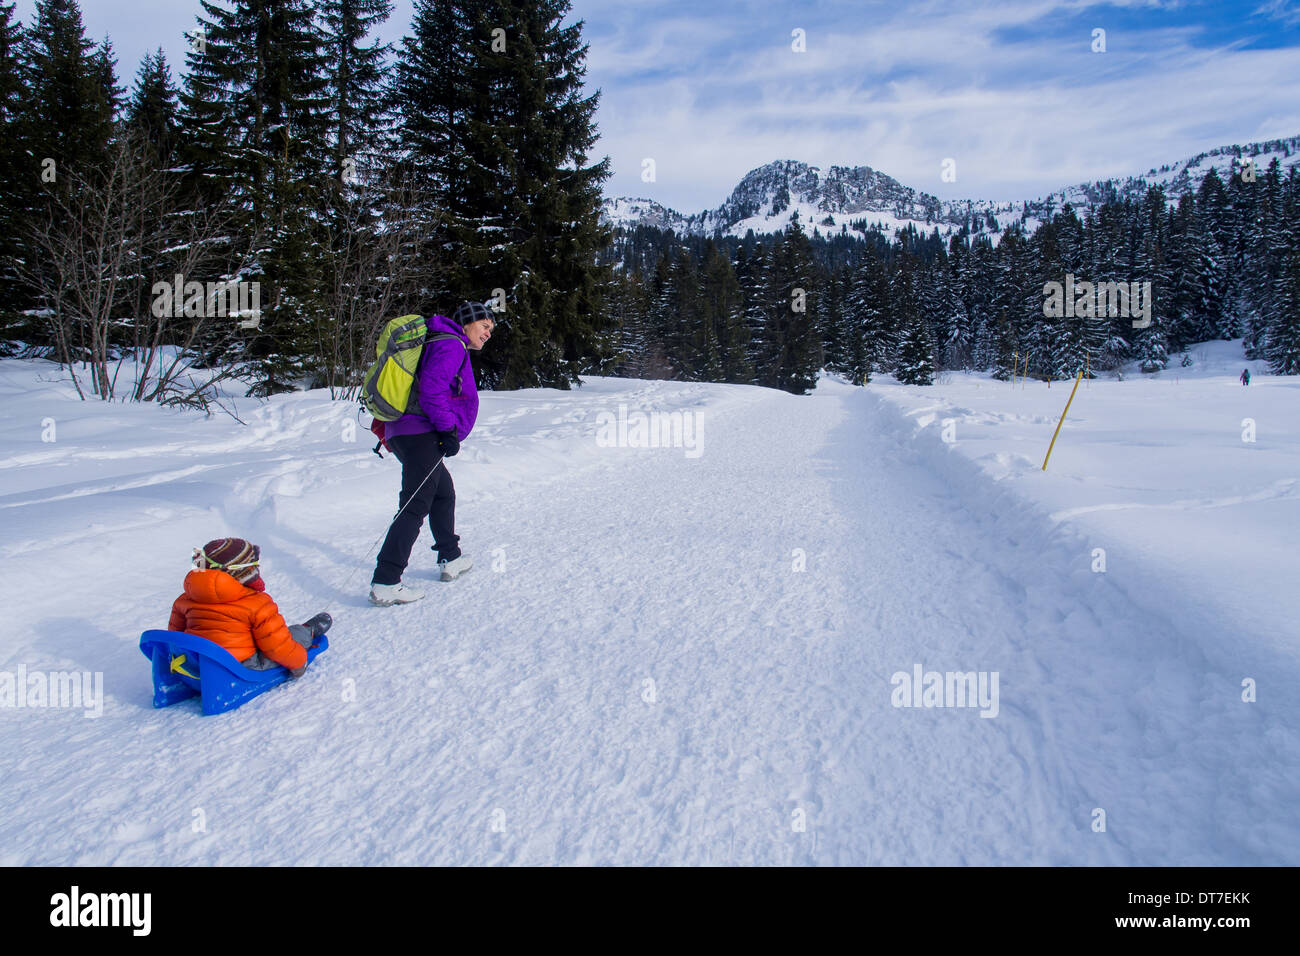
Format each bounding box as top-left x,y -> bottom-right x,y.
193,537 -> 261,585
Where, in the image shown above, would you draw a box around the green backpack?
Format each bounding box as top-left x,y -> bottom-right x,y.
361,315 -> 466,422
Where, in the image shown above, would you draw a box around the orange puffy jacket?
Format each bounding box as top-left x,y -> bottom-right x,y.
168,569 -> 307,670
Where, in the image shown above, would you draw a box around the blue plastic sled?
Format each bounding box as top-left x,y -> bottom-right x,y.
139,629 -> 328,716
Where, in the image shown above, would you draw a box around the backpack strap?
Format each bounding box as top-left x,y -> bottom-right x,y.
408,332 -> 469,411
428,333 -> 469,396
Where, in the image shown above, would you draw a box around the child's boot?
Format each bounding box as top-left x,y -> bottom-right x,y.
301,612 -> 332,637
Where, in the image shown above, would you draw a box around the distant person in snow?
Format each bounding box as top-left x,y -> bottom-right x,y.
1241,368 -> 1251,385
368,301 -> 492,606
170,538 -> 331,678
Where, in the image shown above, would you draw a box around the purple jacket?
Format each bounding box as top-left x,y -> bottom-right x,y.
383,314 -> 479,441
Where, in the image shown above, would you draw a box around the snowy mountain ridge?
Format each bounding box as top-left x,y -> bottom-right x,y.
601,134 -> 1300,243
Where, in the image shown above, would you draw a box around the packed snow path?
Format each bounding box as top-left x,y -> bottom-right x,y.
1,373 -> 1295,864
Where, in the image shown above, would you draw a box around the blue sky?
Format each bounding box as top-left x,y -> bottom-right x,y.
17,0 -> 1300,210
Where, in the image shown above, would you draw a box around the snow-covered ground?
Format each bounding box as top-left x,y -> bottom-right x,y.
0,341 -> 1296,865
868,340 -> 1295,666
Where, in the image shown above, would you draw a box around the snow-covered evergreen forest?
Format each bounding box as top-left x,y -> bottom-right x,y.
2,0 -> 1296,408
0,0 -> 613,403
604,156 -> 1300,389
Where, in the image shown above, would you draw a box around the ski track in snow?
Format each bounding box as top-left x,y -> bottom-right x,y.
0,371 -> 1296,865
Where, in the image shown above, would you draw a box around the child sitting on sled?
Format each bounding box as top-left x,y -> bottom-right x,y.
169,538 -> 331,678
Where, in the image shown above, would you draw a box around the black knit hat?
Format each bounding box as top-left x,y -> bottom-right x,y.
451,301 -> 495,327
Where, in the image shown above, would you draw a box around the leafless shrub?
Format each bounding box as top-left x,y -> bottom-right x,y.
20,128 -> 253,404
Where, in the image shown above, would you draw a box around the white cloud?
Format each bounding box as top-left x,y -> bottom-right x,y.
1253,0 -> 1300,27
585,0 -> 1300,209
13,0 -> 1298,212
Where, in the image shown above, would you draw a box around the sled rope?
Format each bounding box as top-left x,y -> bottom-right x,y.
337,453 -> 446,597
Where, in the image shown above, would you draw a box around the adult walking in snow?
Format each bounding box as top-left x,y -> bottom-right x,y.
368,301 -> 494,606
1241,368 -> 1251,386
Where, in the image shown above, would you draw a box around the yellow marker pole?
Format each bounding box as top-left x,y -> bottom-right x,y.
1042,367 -> 1085,471
1021,353 -> 1028,390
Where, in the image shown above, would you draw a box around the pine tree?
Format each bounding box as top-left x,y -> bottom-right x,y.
1165,193 -> 1198,352
22,0 -> 119,179
120,48 -> 190,358
971,237 -> 998,369
1197,166 -> 1233,339
128,49 -> 179,167
750,237 -> 783,388
1228,159 -> 1262,350
89,37 -> 122,126
1031,217 -> 1070,380
320,0 -> 392,201
395,0 -> 613,390
820,266 -> 846,374
1186,202 -> 1227,344
1244,159 -> 1286,359
310,0 -> 397,389
889,253 -> 931,384
0,1 -> 26,331
926,248 -> 969,369
1054,203 -> 1086,274
391,0 -> 474,193
895,305 -> 935,385
991,227 -> 1031,373
1136,305 -> 1170,373
756,222 -> 820,393
658,246 -> 699,378
637,251 -> 674,378
1058,272 -> 1106,380
1122,187 -> 1168,370
842,258 -> 870,385
179,0 -> 334,392
1266,250 -> 1300,374
700,240 -> 750,383
693,290 -> 724,384
181,0 -> 332,210
13,0 -> 123,347
990,309 -> 1018,381
863,250 -> 897,373
841,291 -> 868,386
737,240 -> 771,383
0,3 -> 19,146
608,268 -> 656,378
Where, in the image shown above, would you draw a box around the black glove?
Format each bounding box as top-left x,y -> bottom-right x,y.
436,429 -> 460,457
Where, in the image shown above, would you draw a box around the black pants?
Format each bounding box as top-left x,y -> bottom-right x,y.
372,431 -> 460,586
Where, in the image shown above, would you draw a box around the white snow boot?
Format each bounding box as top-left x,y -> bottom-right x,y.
368,581 -> 425,606
438,555 -> 472,581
